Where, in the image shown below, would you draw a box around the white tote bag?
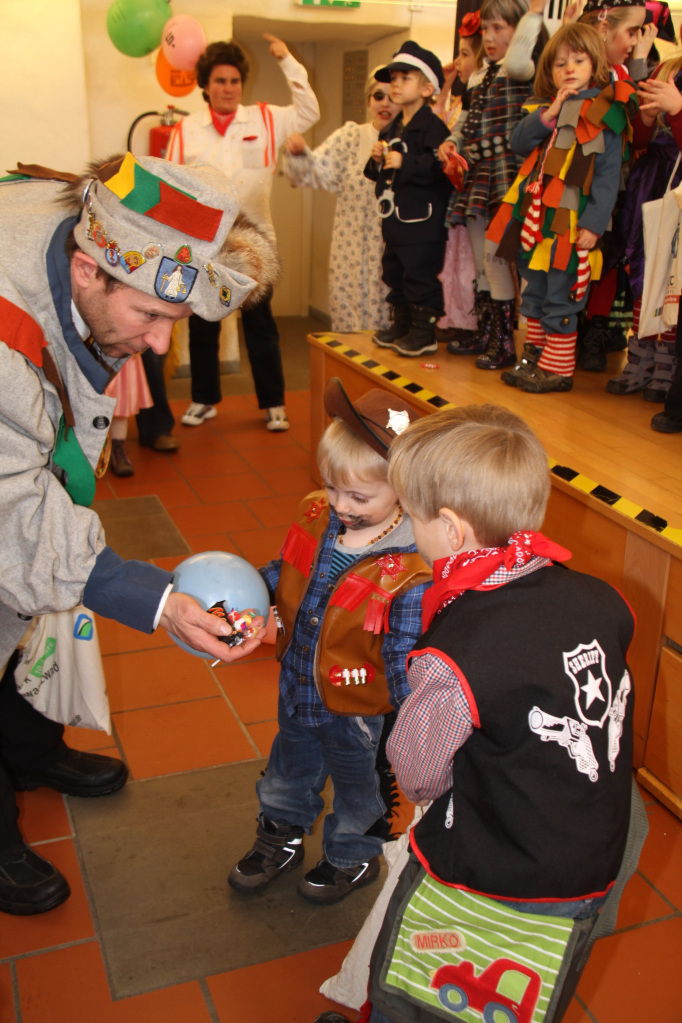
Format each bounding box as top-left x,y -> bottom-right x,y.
640,154 -> 682,338
14,607 -> 111,733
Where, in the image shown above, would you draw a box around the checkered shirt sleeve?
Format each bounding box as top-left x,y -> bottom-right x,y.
387,652 -> 474,803
386,557 -> 552,802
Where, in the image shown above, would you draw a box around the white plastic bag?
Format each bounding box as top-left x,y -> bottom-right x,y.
640,155 -> 682,337
319,806 -> 425,1010
14,607 -> 111,733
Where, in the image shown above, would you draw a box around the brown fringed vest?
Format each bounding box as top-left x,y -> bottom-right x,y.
275,491 -> 431,716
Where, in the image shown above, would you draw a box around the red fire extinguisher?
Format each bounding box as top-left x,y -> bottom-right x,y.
126,106 -> 188,159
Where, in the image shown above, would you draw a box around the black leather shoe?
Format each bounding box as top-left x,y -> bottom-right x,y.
11,748 -> 128,797
0,842 -> 71,915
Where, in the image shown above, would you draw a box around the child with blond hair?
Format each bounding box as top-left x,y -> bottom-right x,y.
229,380 -> 431,905
358,404 -> 645,1023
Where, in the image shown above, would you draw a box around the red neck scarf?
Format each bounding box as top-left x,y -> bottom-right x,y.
210,108 -> 237,136
422,530 -> 571,630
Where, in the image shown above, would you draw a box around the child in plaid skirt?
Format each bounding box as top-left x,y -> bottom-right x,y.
438,0 -> 548,371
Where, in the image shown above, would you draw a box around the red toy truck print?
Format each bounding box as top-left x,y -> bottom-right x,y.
431,957 -> 542,1023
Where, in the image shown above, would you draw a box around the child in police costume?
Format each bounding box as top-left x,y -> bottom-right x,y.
364,42 -> 452,358
229,380 -> 431,904
359,405 -> 646,1023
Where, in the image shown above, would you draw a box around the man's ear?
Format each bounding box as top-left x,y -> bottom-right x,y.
439,507 -> 465,553
70,250 -> 99,290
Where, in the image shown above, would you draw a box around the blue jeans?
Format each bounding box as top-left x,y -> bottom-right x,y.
256,697 -> 385,869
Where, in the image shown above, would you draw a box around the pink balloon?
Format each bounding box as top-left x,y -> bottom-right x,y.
161,14 -> 207,72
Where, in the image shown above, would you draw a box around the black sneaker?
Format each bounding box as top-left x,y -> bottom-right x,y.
228,816 -> 305,894
0,842 -> 71,915
297,855 -> 380,904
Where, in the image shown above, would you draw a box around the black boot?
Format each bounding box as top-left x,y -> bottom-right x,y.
373,303 -> 410,348
578,315 -> 609,372
392,305 -> 439,357
447,283 -> 492,355
475,299 -> 516,370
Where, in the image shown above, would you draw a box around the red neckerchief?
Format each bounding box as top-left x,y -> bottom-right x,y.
210,109 -> 237,136
421,530 -> 572,630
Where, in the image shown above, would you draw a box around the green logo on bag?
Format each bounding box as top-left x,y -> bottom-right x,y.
73,614 -> 94,640
29,637 -> 57,679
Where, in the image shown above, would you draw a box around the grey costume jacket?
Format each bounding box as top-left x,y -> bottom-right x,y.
0,178 -> 172,673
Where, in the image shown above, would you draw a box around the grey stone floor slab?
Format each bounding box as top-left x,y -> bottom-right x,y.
69,760 -> 384,999
91,495 -> 190,561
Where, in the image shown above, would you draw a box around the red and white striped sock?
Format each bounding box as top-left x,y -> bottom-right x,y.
521,194 -> 543,252
526,317 -> 546,349
571,249 -> 591,301
538,332 -> 578,376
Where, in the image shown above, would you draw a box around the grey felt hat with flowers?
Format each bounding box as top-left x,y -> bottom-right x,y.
73,153 -> 257,321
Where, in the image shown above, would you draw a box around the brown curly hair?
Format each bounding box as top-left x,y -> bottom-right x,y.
195,42 -> 249,103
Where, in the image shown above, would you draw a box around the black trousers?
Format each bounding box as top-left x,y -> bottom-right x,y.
382,239 -> 447,312
188,295 -> 285,410
0,653 -> 66,852
136,350 -> 176,445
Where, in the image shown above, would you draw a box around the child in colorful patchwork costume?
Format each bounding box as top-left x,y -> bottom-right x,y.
229,380 -> 431,905
487,23 -> 637,393
361,404 -> 647,1023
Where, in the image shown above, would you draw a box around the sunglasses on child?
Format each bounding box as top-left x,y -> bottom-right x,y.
371,91 -> 389,101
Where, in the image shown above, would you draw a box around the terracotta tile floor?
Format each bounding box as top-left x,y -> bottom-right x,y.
1,389 -> 681,1022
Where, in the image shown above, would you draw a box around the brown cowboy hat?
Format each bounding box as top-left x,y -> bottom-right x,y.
323,377 -> 421,458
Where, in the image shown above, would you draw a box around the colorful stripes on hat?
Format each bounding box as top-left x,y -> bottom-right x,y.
97,153 -> 223,243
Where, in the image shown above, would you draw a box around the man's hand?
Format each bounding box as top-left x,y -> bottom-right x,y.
438,139 -> 457,163
286,132 -> 307,155
264,33 -> 289,61
159,592 -> 264,663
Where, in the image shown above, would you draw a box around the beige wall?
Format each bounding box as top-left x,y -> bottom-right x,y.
3,0 -> 456,321
2,0 -> 90,172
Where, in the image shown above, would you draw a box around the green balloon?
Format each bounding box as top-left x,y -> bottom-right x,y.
107,0 -> 171,58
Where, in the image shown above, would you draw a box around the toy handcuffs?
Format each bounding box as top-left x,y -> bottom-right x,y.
377,138 -> 407,218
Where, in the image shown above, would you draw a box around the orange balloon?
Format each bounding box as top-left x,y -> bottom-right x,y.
155,47 -> 196,97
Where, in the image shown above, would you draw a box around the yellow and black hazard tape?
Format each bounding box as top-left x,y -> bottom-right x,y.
316,334 -> 456,411
316,333 -> 682,551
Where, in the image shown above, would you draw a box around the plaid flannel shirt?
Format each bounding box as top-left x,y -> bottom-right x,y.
260,508 -> 428,727
387,556 -> 552,802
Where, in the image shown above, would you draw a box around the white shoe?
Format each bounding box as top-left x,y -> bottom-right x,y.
181,403 -> 217,427
265,406 -> 290,432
